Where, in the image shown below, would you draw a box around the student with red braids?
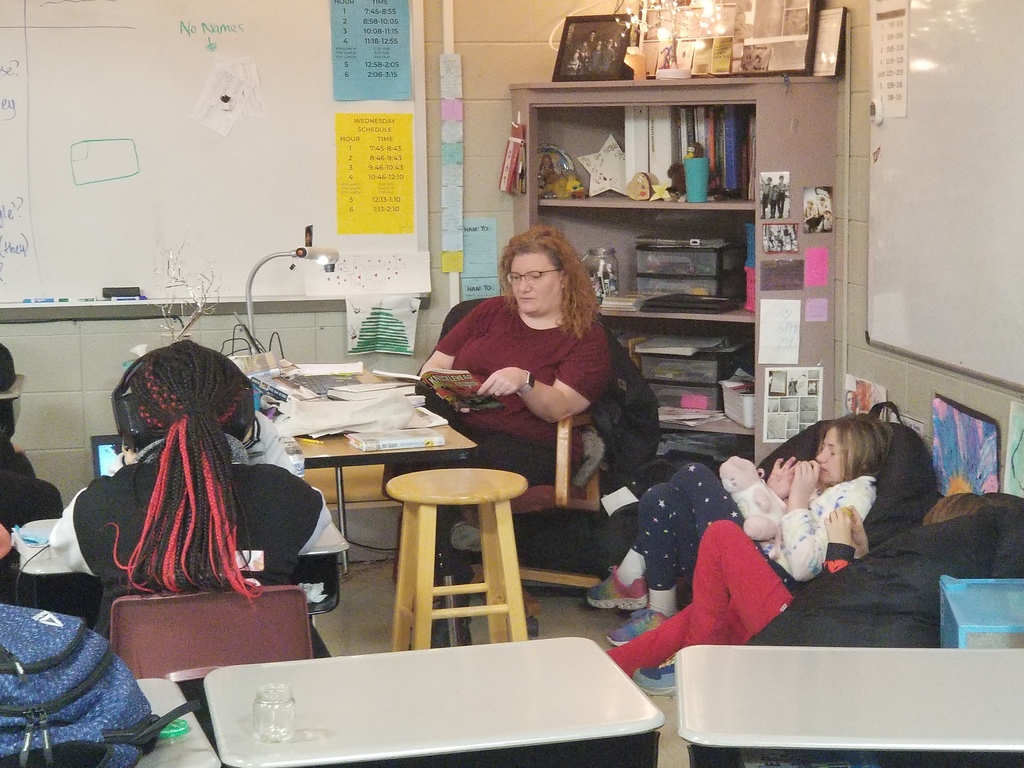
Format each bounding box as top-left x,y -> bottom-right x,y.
51,341 -> 330,636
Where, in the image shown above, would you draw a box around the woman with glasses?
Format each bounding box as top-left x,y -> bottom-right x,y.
419,225 -> 611,488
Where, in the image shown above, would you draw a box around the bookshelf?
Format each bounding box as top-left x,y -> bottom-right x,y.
510,77 -> 838,462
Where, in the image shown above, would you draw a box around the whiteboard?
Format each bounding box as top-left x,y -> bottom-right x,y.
867,0 -> 1024,388
0,0 -> 428,304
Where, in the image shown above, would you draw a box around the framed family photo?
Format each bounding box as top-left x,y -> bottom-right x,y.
553,15 -> 633,82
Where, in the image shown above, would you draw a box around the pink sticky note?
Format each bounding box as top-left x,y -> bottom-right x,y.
805,297 -> 829,322
804,247 -> 829,287
441,98 -> 463,122
679,394 -> 711,409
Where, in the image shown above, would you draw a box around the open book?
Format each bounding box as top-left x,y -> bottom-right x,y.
372,369 -> 503,411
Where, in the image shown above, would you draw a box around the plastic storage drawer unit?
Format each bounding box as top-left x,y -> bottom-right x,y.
636,242 -> 746,299
641,354 -> 736,385
651,383 -> 720,410
636,243 -> 745,276
940,575 -> 1024,648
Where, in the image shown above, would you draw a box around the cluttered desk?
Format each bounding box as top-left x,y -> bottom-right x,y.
236,355 -> 477,573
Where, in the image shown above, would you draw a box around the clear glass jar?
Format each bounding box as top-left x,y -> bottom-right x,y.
583,247 -> 619,302
253,683 -> 295,743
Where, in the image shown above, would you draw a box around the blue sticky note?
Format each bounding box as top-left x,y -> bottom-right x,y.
463,218 -> 498,278
461,278 -> 500,301
441,142 -> 464,165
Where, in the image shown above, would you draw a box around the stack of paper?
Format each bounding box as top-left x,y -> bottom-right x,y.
658,406 -> 727,427
634,336 -> 728,357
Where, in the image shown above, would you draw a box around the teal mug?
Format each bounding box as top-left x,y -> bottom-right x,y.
683,157 -> 710,203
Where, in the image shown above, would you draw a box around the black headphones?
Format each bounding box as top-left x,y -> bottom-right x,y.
111,354 -> 255,451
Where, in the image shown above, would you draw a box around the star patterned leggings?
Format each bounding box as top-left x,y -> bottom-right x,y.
634,462 -> 744,590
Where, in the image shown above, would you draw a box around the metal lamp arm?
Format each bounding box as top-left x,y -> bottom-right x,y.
245,251 -> 295,344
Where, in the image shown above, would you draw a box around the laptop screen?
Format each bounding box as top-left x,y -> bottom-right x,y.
90,434 -> 122,478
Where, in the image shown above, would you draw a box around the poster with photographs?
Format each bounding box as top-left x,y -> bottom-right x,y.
764,366 -> 823,443
758,171 -> 790,219
763,223 -> 798,253
802,186 -> 834,233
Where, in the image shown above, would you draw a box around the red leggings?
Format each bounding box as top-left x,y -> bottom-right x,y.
608,520 -> 793,676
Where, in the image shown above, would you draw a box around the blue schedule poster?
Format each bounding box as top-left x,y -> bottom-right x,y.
332,0 -> 412,101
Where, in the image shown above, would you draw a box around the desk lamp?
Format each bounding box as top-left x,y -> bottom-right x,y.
245,246 -> 339,348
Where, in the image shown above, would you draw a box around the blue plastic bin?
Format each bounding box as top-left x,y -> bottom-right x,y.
939,575 -> 1024,648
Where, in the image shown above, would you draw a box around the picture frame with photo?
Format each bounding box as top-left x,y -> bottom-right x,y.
553,15 -> 633,82
763,223 -> 799,253
812,6 -> 847,77
802,186 -> 834,233
743,0 -> 819,75
758,171 -> 790,219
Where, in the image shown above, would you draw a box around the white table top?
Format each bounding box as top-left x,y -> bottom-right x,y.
677,645 -> 1024,752
205,637 -> 664,767
137,678 -> 219,768
13,519 -> 66,575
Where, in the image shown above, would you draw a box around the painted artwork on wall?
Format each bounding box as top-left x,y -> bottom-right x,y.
931,395 -> 999,496
1002,401 -> 1024,497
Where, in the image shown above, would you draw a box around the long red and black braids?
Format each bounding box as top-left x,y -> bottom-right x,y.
120,340 -> 257,597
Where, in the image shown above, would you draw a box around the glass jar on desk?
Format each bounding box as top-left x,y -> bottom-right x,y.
253,683 -> 295,742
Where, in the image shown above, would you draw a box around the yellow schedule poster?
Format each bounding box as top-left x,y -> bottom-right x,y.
335,113 -> 414,235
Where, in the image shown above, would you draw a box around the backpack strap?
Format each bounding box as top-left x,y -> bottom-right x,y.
102,699 -> 199,747
868,400 -> 903,424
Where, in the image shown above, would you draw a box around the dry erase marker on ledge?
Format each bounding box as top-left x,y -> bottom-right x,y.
112,295 -> 148,301
23,298 -> 55,303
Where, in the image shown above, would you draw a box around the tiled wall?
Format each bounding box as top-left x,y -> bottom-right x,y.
6,0 -> 1021,502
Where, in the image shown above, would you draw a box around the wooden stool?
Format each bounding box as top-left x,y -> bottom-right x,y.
386,468 -> 529,651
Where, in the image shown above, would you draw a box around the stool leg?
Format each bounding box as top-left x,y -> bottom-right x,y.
477,501 -> 507,643
391,502 -> 420,651
493,500 -> 528,642
411,503 -> 438,651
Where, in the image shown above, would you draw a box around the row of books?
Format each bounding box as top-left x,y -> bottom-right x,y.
624,104 -> 756,200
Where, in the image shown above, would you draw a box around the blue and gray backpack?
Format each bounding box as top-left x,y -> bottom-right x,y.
0,604 -> 185,768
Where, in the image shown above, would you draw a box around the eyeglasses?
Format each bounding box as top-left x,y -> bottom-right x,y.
505,269 -> 562,286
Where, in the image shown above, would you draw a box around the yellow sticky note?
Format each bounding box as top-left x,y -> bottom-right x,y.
441,250 -> 464,273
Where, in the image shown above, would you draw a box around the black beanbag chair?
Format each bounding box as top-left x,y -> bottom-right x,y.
749,502 -> 1024,648
758,415 -> 940,549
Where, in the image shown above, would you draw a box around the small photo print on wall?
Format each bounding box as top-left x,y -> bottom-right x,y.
802,186 -> 834,233
758,171 -> 790,219
764,366 -> 823,442
763,223 -> 798,253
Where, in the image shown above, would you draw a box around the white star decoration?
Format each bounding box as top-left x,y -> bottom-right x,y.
658,499 -> 666,508
576,135 -> 627,197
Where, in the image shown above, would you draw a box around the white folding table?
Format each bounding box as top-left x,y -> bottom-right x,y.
137,678 -> 219,768
205,637 -> 664,767
676,645 -> 1024,765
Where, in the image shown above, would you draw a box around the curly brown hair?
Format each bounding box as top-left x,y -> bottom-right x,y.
498,225 -> 600,339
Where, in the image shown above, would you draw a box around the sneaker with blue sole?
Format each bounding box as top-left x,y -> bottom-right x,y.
606,608 -> 668,647
633,658 -> 676,697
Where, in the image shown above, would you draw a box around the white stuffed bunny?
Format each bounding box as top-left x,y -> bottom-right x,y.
719,456 -> 788,557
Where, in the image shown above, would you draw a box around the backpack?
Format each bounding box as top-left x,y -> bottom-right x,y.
0,605 -> 190,768
590,324 -> 661,496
